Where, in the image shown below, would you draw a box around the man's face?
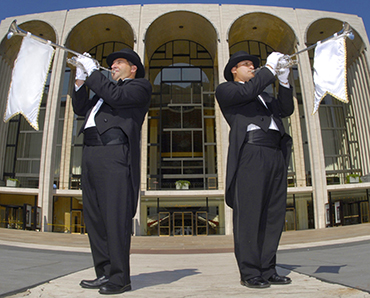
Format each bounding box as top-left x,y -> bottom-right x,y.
231,60 -> 255,82
111,58 -> 137,81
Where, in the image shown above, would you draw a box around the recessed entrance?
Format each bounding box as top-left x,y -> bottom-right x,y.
149,208 -> 217,236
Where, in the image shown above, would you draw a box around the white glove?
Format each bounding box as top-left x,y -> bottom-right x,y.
76,52 -> 98,76
277,67 -> 290,86
75,65 -> 87,81
266,52 -> 284,75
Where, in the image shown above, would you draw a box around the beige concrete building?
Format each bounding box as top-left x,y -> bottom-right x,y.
0,4 -> 370,236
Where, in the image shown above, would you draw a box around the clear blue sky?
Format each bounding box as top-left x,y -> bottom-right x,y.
1,0 -> 369,34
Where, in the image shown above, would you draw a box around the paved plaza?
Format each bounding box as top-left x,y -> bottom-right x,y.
1,224 -> 370,297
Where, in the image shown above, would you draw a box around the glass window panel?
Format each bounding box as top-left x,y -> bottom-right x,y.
15,160 -> 29,173
162,108 -> 181,129
4,147 -> 15,172
152,52 -> 166,59
190,42 -> 197,58
202,68 -> 212,89
203,94 -> 214,107
16,133 -> 41,158
161,160 -> 181,175
72,118 -> 84,144
183,108 -> 202,128
174,40 -> 189,55
31,160 -> 41,174
71,147 -> 83,175
7,121 -> 19,144
151,60 -> 173,68
161,83 -> 171,105
57,119 -> 64,144
103,43 -> 114,57
59,105 -> 66,118
173,56 -> 190,65
162,68 -> 181,81
172,131 -> 191,153
182,68 -> 201,81
150,94 -> 161,107
161,131 -> 171,153
173,82 -> 191,103
197,52 -> 211,59
194,131 -> 203,152
151,68 -> 162,90
95,45 -> 103,61
190,59 -> 213,67
197,44 -> 206,52
38,108 -> 46,130
62,71 -> 71,94
183,160 -> 203,174
249,41 -> 260,56
54,146 -> 61,176
20,117 -> 34,131
166,43 -> 172,59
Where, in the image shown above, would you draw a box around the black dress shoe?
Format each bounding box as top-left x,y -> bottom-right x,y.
99,282 -> 132,295
241,276 -> 270,288
80,276 -> 109,289
268,273 -> 292,284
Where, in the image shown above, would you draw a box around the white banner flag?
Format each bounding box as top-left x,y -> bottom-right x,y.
4,34 -> 54,130
312,36 -> 348,114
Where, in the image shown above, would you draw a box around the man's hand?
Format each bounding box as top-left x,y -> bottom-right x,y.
75,65 -> 87,81
277,67 -> 290,87
266,52 -> 284,75
76,52 -> 98,76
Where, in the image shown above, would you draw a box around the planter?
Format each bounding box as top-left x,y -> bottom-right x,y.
346,174 -> 361,184
349,176 -> 360,183
175,180 -> 190,190
6,178 -> 19,187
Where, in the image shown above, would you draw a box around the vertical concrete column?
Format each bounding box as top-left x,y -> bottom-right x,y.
39,48 -> 66,232
296,45 -> 327,229
59,92 -> 74,190
217,5 -> 233,235
133,7 -> 146,235
290,91 -> 306,187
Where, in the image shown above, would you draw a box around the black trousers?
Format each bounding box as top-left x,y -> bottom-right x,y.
82,143 -> 133,287
233,142 -> 287,281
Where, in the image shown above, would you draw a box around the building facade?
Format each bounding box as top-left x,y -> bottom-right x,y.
0,4 -> 370,235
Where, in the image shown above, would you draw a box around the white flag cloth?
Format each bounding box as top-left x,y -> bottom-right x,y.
312,36 -> 348,114
4,34 -> 54,130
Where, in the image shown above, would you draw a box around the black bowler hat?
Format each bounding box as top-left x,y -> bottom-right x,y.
106,48 -> 145,78
223,51 -> 260,81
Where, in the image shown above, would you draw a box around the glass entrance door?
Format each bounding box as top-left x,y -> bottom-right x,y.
284,208 -> 296,231
360,201 -> 369,223
196,211 -> 208,235
71,210 -> 84,234
158,212 -> 170,236
173,212 -> 193,236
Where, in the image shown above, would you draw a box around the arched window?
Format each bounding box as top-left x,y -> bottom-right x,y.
147,40 -> 217,190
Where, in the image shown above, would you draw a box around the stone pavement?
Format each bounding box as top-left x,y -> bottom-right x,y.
1,224 -> 370,297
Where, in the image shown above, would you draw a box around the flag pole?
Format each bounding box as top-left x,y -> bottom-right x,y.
7,19 -> 111,72
276,22 -> 355,70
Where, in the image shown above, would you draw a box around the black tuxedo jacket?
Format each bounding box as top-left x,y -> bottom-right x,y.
72,71 -> 152,204
215,67 -> 294,208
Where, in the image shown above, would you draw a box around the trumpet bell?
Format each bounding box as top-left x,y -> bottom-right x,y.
7,20 -> 25,40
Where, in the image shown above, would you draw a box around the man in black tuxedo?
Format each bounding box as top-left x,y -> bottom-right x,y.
72,48 -> 151,295
215,51 -> 294,288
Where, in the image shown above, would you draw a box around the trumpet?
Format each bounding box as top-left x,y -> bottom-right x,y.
253,22 -> 355,73
6,19 -> 111,72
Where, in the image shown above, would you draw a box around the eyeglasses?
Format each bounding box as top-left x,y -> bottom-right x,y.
237,61 -> 254,68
